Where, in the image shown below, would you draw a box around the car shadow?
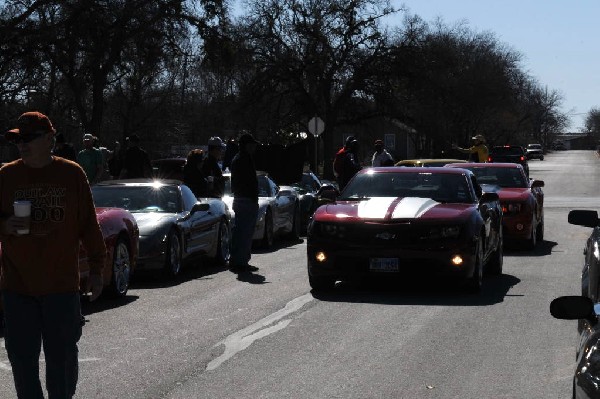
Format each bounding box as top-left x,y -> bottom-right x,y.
81,294 -> 139,317
131,259 -> 230,290
504,240 -> 558,257
252,237 -> 305,254
311,273 -> 521,306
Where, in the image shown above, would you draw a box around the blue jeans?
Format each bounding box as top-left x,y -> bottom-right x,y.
231,198 -> 259,266
2,291 -> 82,399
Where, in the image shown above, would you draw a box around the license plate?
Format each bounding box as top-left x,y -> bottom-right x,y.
369,258 -> 399,272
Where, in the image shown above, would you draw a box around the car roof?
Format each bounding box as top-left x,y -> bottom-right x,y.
359,166 -> 471,175
95,178 -> 183,187
445,162 -> 523,169
396,158 -> 466,165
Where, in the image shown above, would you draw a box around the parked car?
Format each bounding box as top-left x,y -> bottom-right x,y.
91,179 -> 232,277
307,167 -> 503,293
550,295 -> 600,399
222,171 -> 301,247
526,143 -> 544,160
446,162 -> 544,249
488,145 -> 529,176
568,210 -> 600,302
151,157 -> 185,181
395,158 -> 467,167
292,171 -> 339,232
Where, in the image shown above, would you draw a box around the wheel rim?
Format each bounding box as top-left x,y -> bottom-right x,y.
220,222 -> 231,261
169,234 -> 181,275
113,241 -> 131,295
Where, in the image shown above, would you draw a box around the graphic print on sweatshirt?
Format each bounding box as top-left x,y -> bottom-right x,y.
14,184 -> 67,235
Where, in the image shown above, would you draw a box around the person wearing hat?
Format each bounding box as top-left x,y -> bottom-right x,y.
0,111 -> 106,398
119,133 -> 152,179
76,133 -> 104,184
52,132 -> 77,162
453,134 -> 489,163
371,139 -> 394,167
333,135 -> 362,190
201,136 -> 227,198
229,133 -> 260,272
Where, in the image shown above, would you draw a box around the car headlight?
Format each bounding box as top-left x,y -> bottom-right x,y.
502,202 -> 523,215
425,226 -> 461,239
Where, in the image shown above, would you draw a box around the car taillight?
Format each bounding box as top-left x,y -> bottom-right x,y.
487,156 -> 492,162
520,156 -> 525,161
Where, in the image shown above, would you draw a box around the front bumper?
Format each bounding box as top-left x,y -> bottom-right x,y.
136,236 -> 167,270
502,214 -> 534,240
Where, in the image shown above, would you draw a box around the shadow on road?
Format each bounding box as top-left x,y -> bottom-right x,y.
504,240 -> 558,257
252,237 -> 305,254
81,294 -> 139,317
131,259 -> 229,290
311,273 -> 521,306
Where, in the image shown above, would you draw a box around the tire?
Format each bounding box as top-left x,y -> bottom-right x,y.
309,275 -> 336,292
215,219 -> 231,266
261,210 -> 274,248
487,230 -> 503,276
536,218 -> 544,243
108,236 -> 131,297
465,239 -> 483,293
540,156 -> 544,161
288,204 -> 301,240
526,216 -> 537,250
164,229 -> 182,277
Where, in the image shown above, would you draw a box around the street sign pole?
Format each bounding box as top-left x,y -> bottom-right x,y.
308,116 -> 325,175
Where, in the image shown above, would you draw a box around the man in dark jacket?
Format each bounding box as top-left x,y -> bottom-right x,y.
52,133 -> 77,162
201,136 -> 226,197
338,136 -> 361,190
119,134 -> 152,178
229,133 -> 260,272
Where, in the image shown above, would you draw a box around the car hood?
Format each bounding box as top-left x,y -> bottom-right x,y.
314,197 -> 475,222
496,188 -> 532,202
133,212 -> 176,236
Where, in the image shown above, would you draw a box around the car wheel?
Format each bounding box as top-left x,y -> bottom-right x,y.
465,239 -> 483,293
288,204 -> 301,240
108,235 -> 131,297
215,219 -> 231,266
540,156 -> 544,161
487,230 -> 503,276
164,229 -> 182,277
526,216 -> 537,250
261,210 -> 274,248
309,275 -> 336,292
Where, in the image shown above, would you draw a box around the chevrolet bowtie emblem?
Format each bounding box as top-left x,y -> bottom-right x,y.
375,232 -> 395,240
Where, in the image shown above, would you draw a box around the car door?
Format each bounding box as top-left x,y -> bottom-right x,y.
471,175 -> 498,258
180,185 -> 217,255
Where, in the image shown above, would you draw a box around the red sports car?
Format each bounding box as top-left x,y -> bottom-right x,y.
307,167 -> 503,293
446,162 -> 544,248
78,207 -> 139,297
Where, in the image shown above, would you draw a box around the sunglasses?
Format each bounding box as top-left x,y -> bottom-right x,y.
10,132 -> 46,144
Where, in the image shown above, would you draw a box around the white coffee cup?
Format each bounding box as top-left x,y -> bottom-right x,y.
13,200 -> 31,235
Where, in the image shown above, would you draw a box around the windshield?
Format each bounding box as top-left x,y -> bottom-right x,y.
465,167 -> 528,188
340,172 -> 473,203
527,144 -> 542,150
92,185 -> 181,213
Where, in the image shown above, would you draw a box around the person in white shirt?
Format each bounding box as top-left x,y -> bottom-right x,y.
371,139 -> 394,167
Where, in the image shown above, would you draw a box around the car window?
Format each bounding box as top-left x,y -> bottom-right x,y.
491,146 -> 524,155
180,185 -> 197,211
92,185 -> 181,213
258,176 -> 272,197
341,172 -> 473,203
466,167 -> 528,188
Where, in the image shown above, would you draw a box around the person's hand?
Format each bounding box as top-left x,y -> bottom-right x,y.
1,215 -> 30,235
86,274 -> 103,301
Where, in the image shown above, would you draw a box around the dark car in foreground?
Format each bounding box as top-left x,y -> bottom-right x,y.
92,179 -> 231,277
569,210 -> 600,302
488,145 -> 529,176
307,167 -> 503,293
446,162 -> 544,248
550,295 -> 600,399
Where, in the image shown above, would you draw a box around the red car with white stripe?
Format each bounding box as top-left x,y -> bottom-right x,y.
307,167 -> 503,293
445,162 -> 544,249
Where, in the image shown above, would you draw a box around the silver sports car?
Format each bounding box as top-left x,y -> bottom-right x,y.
91,179 -> 232,277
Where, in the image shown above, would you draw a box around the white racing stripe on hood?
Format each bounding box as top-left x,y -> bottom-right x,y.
357,197 -> 397,219
391,197 -> 439,219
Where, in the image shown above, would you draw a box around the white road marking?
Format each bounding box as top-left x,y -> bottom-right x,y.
206,293 -> 313,371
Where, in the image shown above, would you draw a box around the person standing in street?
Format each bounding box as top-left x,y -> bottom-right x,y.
202,136 -> 226,198
229,133 -> 260,273
119,134 -> 152,179
182,149 -> 207,198
0,111 -> 106,399
76,133 -> 104,184
371,139 -> 394,167
334,136 -> 361,190
453,134 -> 489,163
52,133 -> 77,162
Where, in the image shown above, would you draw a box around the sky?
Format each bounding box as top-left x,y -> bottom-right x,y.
392,0 -> 600,131
233,1 -> 600,132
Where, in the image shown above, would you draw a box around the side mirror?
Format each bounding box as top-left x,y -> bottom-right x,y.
191,202 -> 210,213
317,186 -> 338,202
480,192 -> 499,202
530,180 -> 544,188
550,296 -> 596,325
568,209 -> 599,228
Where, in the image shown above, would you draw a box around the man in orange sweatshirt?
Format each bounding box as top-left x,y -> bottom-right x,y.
0,111 -> 106,399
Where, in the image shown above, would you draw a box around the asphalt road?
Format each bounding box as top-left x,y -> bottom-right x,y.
1,150 -> 599,398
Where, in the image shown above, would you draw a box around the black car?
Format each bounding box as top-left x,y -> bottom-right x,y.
569,210 -> 600,301
550,295 -> 600,399
292,171 -> 339,232
488,145 -> 529,176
